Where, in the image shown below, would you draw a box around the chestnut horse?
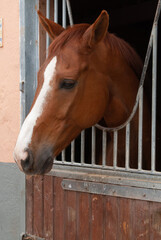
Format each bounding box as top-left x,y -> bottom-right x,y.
14,10 -> 151,175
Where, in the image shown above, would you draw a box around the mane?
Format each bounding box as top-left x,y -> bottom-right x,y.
49,24 -> 90,54
106,33 -> 143,79
49,23 -> 143,80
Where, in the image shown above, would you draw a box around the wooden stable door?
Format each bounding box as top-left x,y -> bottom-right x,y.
26,175 -> 161,240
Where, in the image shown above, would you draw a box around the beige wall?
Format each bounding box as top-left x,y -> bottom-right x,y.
0,0 -> 20,162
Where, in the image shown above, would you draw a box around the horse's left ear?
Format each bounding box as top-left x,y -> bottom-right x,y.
82,10 -> 109,48
37,10 -> 65,40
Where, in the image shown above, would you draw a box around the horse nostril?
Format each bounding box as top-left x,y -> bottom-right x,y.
21,148 -> 34,172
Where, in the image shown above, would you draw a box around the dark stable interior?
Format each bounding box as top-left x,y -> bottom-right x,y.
56,0 -> 161,169
60,0 -> 158,59
69,0 -> 161,115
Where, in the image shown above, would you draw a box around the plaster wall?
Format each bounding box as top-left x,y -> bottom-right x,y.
0,2 -> 25,238
0,0 -> 20,163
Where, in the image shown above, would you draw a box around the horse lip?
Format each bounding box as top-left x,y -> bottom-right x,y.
29,156 -> 53,175
39,156 -> 53,174
20,157 -> 53,175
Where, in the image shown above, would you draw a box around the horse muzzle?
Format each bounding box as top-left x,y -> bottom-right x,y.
14,146 -> 54,175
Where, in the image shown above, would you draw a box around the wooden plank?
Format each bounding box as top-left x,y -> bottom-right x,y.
133,200 -> 150,240
53,177 -> 64,240
105,196 -> 119,240
118,198 -> 133,240
49,0 -> 54,21
91,194 -> 104,240
39,0 -> 46,67
150,202 -> 161,240
64,190 -> 77,240
33,175 -> 44,238
77,192 -> 90,240
43,175 -> 54,240
26,175 -> 34,235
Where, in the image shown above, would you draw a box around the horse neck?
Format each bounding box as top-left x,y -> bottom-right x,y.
103,49 -> 151,168
103,49 -> 140,128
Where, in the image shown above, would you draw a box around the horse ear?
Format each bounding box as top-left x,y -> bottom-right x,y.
82,10 -> 109,48
37,10 -> 65,40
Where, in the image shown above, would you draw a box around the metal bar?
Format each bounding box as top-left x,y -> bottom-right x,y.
95,1 -> 161,133
113,131 -> 118,168
62,150 -> 65,163
19,0 -> 40,237
66,0 -> 74,26
19,0 -> 26,125
71,140 -> 75,163
52,164 -> 161,192
62,0 -> 67,28
62,178 -> 161,203
125,123 -> 130,170
91,126 -> 96,165
102,130 -> 107,166
81,130 -> 85,164
36,5 -> 40,77
53,160 -> 161,176
46,0 -> 50,55
54,0 -> 58,23
138,87 -> 143,170
151,24 -> 158,172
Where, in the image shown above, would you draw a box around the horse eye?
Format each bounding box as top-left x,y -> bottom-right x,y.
60,79 -> 76,90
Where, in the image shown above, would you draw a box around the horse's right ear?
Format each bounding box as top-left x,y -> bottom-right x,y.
37,10 -> 65,40
82,10 -> 109,48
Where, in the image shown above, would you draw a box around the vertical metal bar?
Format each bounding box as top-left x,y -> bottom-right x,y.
66,0 -> 74,26
46,0 -> 50,56
20,0 -> 26,125
62,0 -> 67,28
19,0 -> 27,236
62,150 -> 65,163
151,24 -> 158,172
81,130 -> 85,164
138,87 -> 143,170
36,3 -> 40,75
102,130 -> 107,167
71,140 -> 75,163
54,0 -> 58,23
125,123 -> 130,169
113,131 -> 118,168
91,126 -> 96,165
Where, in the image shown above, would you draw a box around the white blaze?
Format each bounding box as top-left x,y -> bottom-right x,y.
14,56 -> 57,161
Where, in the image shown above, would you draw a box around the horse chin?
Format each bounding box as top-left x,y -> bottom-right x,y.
22,158 -> 53,175
21,148 -> 54,175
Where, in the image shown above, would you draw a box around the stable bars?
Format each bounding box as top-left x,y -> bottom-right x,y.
47,0 -> 161,175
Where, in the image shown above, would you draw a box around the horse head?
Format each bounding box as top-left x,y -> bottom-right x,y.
14,10 -> 110,174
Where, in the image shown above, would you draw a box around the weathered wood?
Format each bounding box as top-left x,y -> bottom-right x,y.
133,200 -> 150,240
26,175 -> 161,239
105,196 -> 119,240
150,202 -> 161,240
77,192 -> 90,240
118,198 -> 133,240
26,175 -> 34,235
33,175 -> 44,238
91,194 -> 104,240
53,177 -> 64,240
64,190 -> 77,240
43,175 -> 53,240
39,0 -> 46,67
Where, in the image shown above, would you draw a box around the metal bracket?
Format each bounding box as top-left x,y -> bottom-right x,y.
20,80 -> 25,92
21,233 -> 45,240
62,179 -> 161,202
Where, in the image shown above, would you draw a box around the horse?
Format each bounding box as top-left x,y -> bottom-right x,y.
14,10 -> 152,175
